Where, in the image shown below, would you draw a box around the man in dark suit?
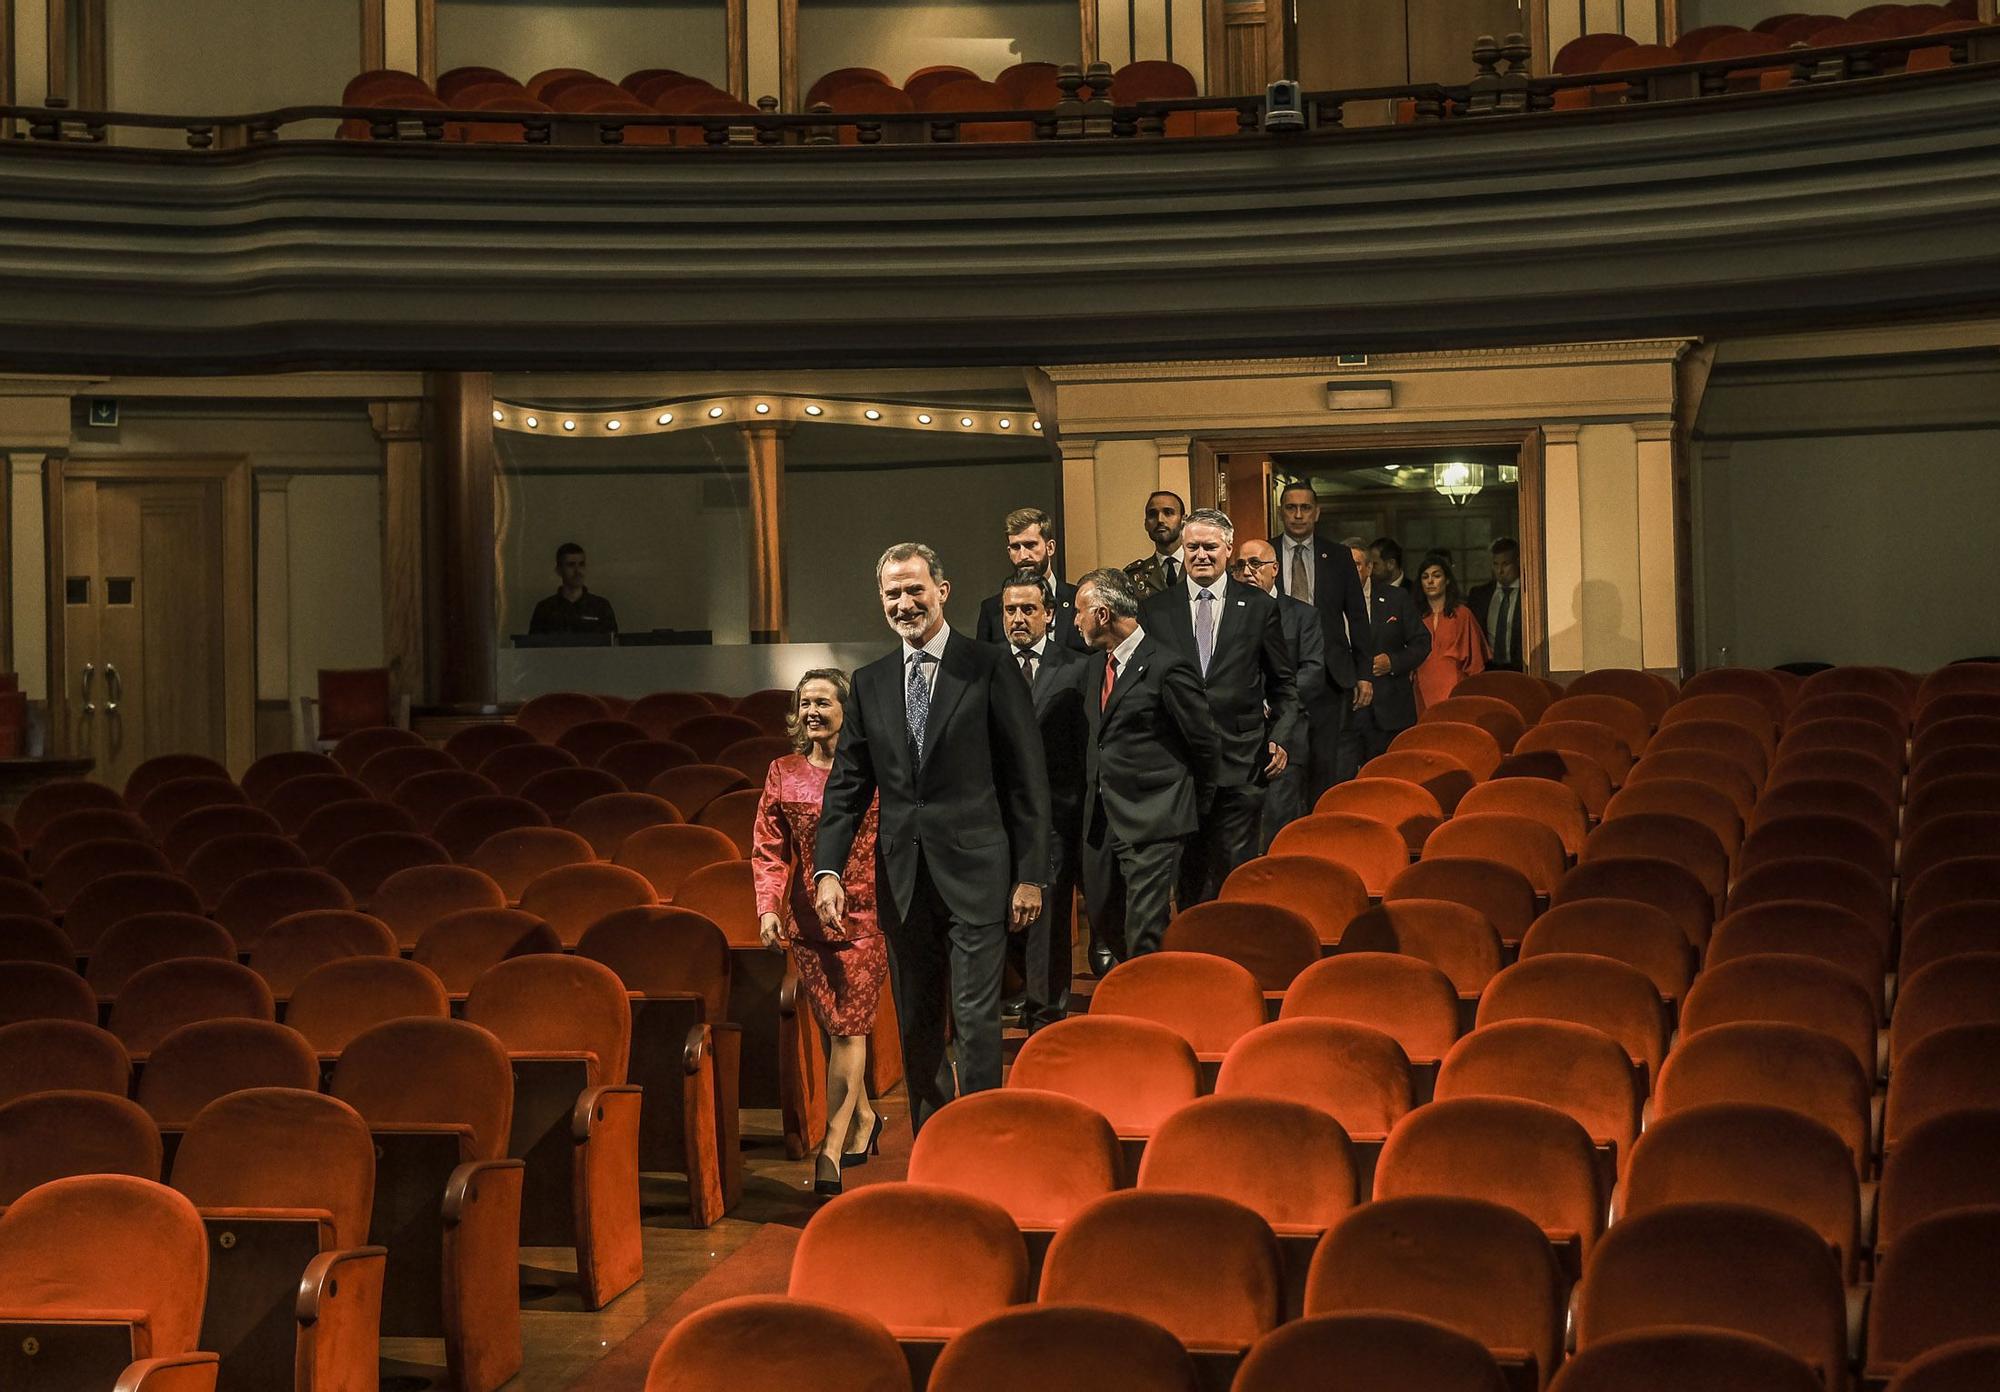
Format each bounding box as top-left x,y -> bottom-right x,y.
975,506 -> 1088,653
1371,536 -> 1418,599
1350,555 -> 1432,765
1231,538 -> 1328,849
1122,490 -> 1187,597
1270,481 -> 1373,804
994,572 -> 1087,1029
1074,568 -> 1220,959
815,542 -> 1051,1133
1468,536 -> 1525,671
1138,508 -> 1300,906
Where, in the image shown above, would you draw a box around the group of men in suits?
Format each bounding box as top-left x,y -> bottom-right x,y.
811,500 -> 1526,1135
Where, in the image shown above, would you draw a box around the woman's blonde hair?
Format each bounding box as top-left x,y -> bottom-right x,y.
787,668 -> 851,754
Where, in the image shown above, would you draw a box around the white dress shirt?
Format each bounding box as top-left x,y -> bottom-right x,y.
903,625 -> 950,713
1012,635 -> 1049,684
1109,625 -> 1146,677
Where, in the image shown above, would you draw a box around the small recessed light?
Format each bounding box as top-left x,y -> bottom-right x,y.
804,405 -> 823,416
562,419 -> 576,431
960,417 -> 975,428
606,419 -> 621,431
864,409 -> 881,421
1031,419 -> 1042,430
708,406 -> 725,419
491,409 -> 504,422
997,418 -> 1011,429
524,416 -> 539,428
657,413 -> 673,425
754,402 -> 770,415
917,413 -> 933,425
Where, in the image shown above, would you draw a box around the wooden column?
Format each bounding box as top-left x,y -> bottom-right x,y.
416,0 -> 437,85
362,0 -> 386,72
371,400 -> 425,704
427,373 -> 497,708
741,424 -> 789,643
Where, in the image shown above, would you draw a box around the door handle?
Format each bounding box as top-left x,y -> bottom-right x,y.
104,665 -> 122,714
81,663 -> 95,715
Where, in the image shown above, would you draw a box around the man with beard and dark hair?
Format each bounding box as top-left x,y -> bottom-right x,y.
976,506 -> 1087,653
1123,490 -> 1187,596
814,543 -> 1051,1134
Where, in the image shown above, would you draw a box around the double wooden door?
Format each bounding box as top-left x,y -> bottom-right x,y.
59,474 -> 228,789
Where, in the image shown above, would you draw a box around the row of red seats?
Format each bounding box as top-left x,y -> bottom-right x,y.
1556,2 -> 1979,73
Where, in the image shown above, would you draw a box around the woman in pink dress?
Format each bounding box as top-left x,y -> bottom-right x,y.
751,667 -> 888,1197
1414,554 -> 1490,713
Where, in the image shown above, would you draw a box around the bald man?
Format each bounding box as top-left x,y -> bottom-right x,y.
1232,538 -> 1327,848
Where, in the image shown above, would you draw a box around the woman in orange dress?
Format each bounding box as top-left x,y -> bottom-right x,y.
750,668 -> 887,1197
1414,553 -> 1490,713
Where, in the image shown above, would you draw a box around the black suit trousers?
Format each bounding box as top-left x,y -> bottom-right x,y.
1305,691 -> 1350,802
1010,843 -> 1077,1028
883,852 -> 1006,1132
1177,783 -> 1265,907
1083,827 -> 1184,959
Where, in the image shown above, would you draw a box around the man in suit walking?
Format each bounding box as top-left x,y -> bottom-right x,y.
995,572 -> 1087,1029
1123,490 -> 1188,597
1074,568 -> 1220,959
975,506 -> 1088,653
1270,481 -> 1373,804
1138,508 -> 1301,906
1231,538 -> 1328,849
1349,549 -> 1432,766
1467,536 -> 1525,672
815,542 -> 1051,1132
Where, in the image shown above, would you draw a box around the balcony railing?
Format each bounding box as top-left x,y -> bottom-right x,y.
0,25 -> 1994,152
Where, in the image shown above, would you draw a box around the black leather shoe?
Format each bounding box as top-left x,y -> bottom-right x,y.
1088,942 -> 1117,976
1000,994 -> 1027,1024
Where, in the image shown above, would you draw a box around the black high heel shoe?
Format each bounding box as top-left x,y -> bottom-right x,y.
813,1152 -> 842,1198
842,1113 -> 885,1168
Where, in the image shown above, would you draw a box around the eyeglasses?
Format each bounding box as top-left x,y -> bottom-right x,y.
1233,558 -> 1276,572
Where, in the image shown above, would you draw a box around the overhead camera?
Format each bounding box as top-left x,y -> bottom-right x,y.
1263,79 -> 1306,133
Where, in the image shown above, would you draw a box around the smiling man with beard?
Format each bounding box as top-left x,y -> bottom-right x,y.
813,542 -> 1051,1133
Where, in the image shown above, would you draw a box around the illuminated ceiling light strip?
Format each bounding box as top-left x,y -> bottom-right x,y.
491,397 -> 1040,438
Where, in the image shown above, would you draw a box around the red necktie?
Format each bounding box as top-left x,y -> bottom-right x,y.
1100,655 -> 1117,712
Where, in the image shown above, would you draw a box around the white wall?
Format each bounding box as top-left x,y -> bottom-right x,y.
437,0 -> 729,87
798,0 -> 1079,90
1678,1 -> 1805,29
106,0 -> 357,117
1697,429 -> 2000,671
286,473 -> 387,715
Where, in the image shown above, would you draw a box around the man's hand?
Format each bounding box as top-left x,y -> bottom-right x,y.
1264,742 -> 1289,778
758,912 -> 785,951
1353,680 -> 1375,710
1372,652 -> 1392,677
1009,883 -> 1043,933
814,875 -> 846,933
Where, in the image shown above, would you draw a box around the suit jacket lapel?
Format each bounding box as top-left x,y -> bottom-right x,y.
918,631 -> 970,769
1101,636 -> 1150,723
1158,582 -> 1196,657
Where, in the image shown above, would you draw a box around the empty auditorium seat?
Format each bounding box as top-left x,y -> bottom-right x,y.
1781,716 -> 1903,774
43,840 -> 175,912
242,750 -> 342,807
1901,903 -> 2000,978
214,867 -> 354,950
521,766 -> 626,824
0,1089 -> 161,1202
907,1087 -> 1121,1248
1238,1311 -> 1508,1392
556,717 -> 652,767
161,802 -> 283,868
1315,777 -> 1442,852
477,742 -> 581,796
598,738 -> 700,792
1515,721 -> 1633,788
137,1017 -> 320,1134
1680,667 -> 1790,723
1218,854 -> 1367,948
1159,903 -> 1320,994
790,1184 -> 1028,1365
628,691 -> 718,741
1865,1206 -> 2000,1384
0,1174 -> 218,1388
1388,856 -> 1538,946
1878,1107 -> 2000,1253
263,774 -> 372,836
464,954 -> 642,1307
434,794 -> 552,862
31,806 -> 154,874
717,736 -> 793,784
1216,1019 -> 1411,1151
1421,696 -> 1527,754
695,788 -> 761,856
168,1086 -> 384,1392
1650,718 -> 1772,782
1684,952 -> 1879,1080
443,721 -> 536,772
0,879 -> 53,923
1519,899 -> 1693,1005
356,743 -> 458,800
1008,1015 -> 1198,1149
648,764 -> 752,819
931,1305 -> 1199,1392
134,776 -> 248,842
1457,777 -> 1589,858
371,861 -> 507,949
296,797 -> 420,864
1282,952 -> 1460,1067
393,767 -> 502,830
1437,1020 -> 1641,1172
330,1017 -> 524,1392
1904,858 -> 2000,937
468,824 -> 596,902
515,691 -> 610,741
1627,748 -> 1759,819
1554,855 -> 1714,951
87,911 -> 237,1001
1550,1327 -> 1822,1392
0,1018 -> 128,1106
324,829 -> 451,904
1425,814 -> 1567,897
1340,899 -> 1503,1001
0,959 -> 96,1027
515,861 -> 656,947
285,953 -> 450,1054
1363,749 -> 1478,814
1741,812 -> 1894,892
1583,812 -> 1729,905
1459,670 -> 1563,725
184,830 -> 309,907
565,791 -> 681,858
1090,951 -> 1267,1064
1304,1195 -> 1566,1387
1040,1190 -> 1281,1365
414,907 -> 563,997
111,956 -> 276,1057
14,777 -> 125,848
1656,1021 -> 1874,1179
1885,1337 -> 2000,1392
1478,954 -> 1668,1082
1892,954 -> 2000,1069
617,822 -> 742,900
0,911 -> 69,967
643,1294 -> 910,1392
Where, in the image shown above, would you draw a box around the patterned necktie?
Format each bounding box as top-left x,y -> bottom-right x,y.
1195,589 -> 1216,675
1100,655 -> 1117,711
906,651 -> 931,766
1291,542 -> 1312,604
1018,650 -> 1035,686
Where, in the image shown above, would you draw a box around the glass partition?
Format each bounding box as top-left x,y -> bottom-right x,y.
796,0 -> 1081,94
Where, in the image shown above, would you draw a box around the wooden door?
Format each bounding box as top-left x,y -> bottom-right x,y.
60,477 -> 227,787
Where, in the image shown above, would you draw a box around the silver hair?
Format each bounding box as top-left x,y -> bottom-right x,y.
1076,567 -> 1141,619
1342,536 -> 1369,552
1184,507 -> 1235,543
875,541 -> 947,587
